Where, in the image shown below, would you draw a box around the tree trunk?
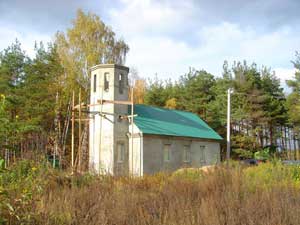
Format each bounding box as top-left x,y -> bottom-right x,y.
298,135 -> 300,160
293,130 -> 297,160
259,126 -> 264,148
281,126 -> 285,150
285,127 -> 290,159
288,127 -> 292,159
269,124 -> 273,146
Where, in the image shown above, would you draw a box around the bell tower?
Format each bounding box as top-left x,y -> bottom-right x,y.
89,64 -> 129,175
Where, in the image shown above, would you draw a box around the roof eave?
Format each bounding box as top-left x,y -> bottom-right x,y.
142,133 -> 223,142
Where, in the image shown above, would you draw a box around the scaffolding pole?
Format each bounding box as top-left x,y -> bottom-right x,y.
78,89 -> 82,170
71,91 -> 75,169
99,86 -> 104,173
131,87 -> 134,176
70,87 -> 136,174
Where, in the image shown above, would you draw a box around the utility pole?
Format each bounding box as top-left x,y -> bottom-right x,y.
226,88 -> 233,160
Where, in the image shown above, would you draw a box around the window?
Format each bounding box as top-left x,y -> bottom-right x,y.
117,142 -> 125,163
93,74 -> 97,92
119,74 -> 124,94
104,73 -> 109,91
200,145 -> 206,165
163,144 -> 171,162
183,145 -> 191,162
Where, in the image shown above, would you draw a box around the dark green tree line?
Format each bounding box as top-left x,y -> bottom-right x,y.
144,60 -> 298,159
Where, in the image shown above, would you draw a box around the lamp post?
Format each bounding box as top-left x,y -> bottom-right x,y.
226,88 -> 233,160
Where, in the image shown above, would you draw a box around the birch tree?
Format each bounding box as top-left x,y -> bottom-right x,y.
55,9 -> 129,97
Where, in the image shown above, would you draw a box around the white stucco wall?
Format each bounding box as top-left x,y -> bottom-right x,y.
89,64 -> 129,175
128,123 -> 143,176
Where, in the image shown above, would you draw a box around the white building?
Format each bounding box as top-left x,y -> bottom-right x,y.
89,64 -> 222,176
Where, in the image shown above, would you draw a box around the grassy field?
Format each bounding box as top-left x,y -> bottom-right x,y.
1,160 -> 300,225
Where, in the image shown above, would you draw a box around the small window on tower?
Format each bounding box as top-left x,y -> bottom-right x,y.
93,74 -> 97,92
104,73 -> 109,91
117,142 -> 125,163
119,74 -> 124,94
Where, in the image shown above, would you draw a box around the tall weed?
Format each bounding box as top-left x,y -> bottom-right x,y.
1,161 -> 300,225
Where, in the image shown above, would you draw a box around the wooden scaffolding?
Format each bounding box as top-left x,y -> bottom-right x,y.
71,88 -> 135,173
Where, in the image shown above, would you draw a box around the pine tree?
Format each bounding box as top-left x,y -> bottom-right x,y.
177,69 -> 215,120
286,52 -> 300,151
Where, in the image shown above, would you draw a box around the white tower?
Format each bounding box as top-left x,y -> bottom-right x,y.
89,64 -> 129,175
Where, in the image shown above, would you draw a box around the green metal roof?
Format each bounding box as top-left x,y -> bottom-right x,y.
129,104 -> 223,141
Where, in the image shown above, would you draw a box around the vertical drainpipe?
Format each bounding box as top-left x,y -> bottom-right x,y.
92,95 -> 95,171
99,84 -> 104,174
90,95 -> 94,171
139,132 -> 143,176
92,107 -> 95,171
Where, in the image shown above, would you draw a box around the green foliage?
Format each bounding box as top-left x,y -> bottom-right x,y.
144,77 -> 169,107
22,42 -> 64,132
233,148 -> 253,159
0,95 -> 9,142
0,160 -> 48,224
231,134 -> 256,158
0,40 -> 65,159
144,60 -> 291,158
286,52 -> 300,128
254,148 -> 271,160
243,162 -> 300,188
177,69 -> 216,120
172,168 -> 204,181
0,158 -> 4,171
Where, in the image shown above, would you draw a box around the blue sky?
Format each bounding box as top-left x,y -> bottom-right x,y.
0,0 -> 299,89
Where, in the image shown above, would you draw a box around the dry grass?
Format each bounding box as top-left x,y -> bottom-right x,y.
2,161 -> 300,225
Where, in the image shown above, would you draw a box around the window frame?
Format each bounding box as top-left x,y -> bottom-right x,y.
183,145 -> 191,163
104,73 -> 109,92
117,142 -> 125,163
93,74 -> 97,92
199,145 -> 206,164
163,144 -> 171,162
119,74 -> 124,94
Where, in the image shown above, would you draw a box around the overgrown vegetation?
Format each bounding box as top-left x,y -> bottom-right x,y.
1,160 -> 300,225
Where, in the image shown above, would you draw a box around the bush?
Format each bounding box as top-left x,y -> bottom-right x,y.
0,158 -> 4,171
243,161 -> 300,188
0,160 -> 52,224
